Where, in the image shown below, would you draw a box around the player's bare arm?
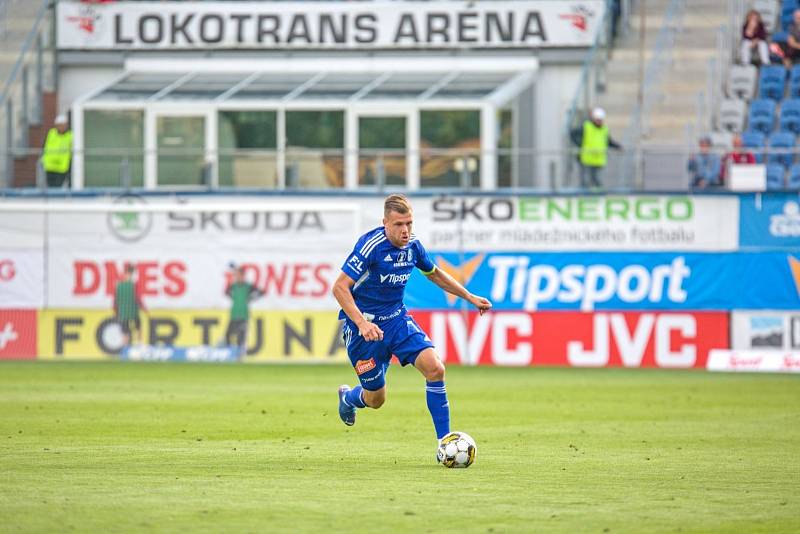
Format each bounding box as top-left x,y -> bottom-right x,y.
425,267 -> 492,315
332,272 -> 384,341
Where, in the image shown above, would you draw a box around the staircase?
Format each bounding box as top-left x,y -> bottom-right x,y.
598,0 -> 728,144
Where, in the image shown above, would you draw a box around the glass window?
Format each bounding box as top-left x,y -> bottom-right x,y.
420,110 -> 480,188
218,111 -> 278,188
359,116 -> 406,187
285,110 -> 344,188
498,109 -> 513,188
157,115 -> 206,187
84,109 -> 144,188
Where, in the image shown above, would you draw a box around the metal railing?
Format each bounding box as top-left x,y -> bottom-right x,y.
6,144 -> 797,194
0,0 -> 55,188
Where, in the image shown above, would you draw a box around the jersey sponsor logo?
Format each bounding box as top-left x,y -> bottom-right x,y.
347,255 -> 365,274
380,272 -> 411,285
355,358 -> 376,375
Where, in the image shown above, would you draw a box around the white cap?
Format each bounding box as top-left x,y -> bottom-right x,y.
54,114 -> 67,125
591,107 -> 606,121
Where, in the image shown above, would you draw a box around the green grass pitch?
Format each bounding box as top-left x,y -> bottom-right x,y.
1,362 -> 799,533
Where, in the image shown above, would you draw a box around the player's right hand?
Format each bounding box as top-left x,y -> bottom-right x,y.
358,320 -> 384,342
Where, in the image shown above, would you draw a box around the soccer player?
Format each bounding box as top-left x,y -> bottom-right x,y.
332,194 -> 491,445
114,264 -> 146,348
224,264 -> 264,356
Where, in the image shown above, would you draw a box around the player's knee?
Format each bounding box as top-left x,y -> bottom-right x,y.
425,361 -> 445,382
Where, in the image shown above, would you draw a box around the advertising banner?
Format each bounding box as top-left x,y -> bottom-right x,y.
410,310 -> 728,368
57,1 -> 605,50
739,194 -> 800,250
421,195 -> 739,252
731,311 -> 800,350
0,310 -> 37,360
707,349 -> 800,373
0,251 -> 44,308
37,309 -> 348,362
406,252 -> 800,311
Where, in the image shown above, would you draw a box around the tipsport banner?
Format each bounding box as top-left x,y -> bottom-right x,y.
404,251 -> 800,311
37,309 -> 348,362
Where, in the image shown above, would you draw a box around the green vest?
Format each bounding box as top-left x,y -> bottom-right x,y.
42,128 -> 73,173
580,120 -> 609,168
115,280 -> 139,320
229,282 -> 253,320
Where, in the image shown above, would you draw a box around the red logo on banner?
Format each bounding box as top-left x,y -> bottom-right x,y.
0,260 -> 15,282
412,311 -> 729,368
0,310 -> 37,360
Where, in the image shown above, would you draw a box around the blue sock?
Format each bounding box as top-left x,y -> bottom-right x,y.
344,385 -> 366,409
425,380 -> 450,439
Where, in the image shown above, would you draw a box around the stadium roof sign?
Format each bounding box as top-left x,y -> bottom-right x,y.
57,1 -> 605,51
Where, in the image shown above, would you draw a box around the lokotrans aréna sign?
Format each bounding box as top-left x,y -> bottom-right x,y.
411,311 -> 729,368
56,1 -> 604,50
405,252 -> 800,312
422,195 -> 738,251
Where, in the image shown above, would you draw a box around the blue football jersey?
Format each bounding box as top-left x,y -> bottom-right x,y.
339,226 -> 436,320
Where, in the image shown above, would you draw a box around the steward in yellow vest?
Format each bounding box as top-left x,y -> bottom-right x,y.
570,108 -> 622,189
42,114 -> 73,187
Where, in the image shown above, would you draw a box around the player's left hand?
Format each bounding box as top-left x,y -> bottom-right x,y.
470,295 -> 492,315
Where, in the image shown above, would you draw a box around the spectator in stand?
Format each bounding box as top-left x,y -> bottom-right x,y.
687,136 -> 722,189
570,107 -> 623,189
740,9 -> 770,65
784,9 -> 800,67
720,134 -> 756,185
42,115 -> 72,188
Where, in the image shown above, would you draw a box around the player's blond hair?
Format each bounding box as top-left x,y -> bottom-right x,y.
384,194 -> 412,217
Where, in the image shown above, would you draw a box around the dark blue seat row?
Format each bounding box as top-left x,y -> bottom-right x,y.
766,162 -> 800,189
741,130 -> 797,166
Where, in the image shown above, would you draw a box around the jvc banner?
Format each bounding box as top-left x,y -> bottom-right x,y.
739,193 -> 800,250
405,252 -> 800,311
411,311 -> 728,368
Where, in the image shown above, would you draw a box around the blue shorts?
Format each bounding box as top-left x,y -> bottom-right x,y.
342,311 -> 434,391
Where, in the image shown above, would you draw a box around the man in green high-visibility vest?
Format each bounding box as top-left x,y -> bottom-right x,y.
42,114 -> 73,188
570,107 -> 622,189
224,264 -> 264,356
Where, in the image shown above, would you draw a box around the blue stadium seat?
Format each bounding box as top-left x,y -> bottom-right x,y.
790,66 -> 800,97
742,130 -> 767,162
767,163 -> 787,189
773,31 -> 789,45
749,99 -> 776,133
759,65 -> 787,100
768,131 -> 796,166
780,99 -> 800,133
788,165 -> 800,189
781,9 -> 794,30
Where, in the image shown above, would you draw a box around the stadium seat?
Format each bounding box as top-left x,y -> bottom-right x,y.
767,131 -> 796,166
767,163 -> 787,189
758,65 -> 787,100
781,7 -> 795,30
788,165 -> 800,189
772,31 -> 789,45
718,99 -> 747,132
749,99 -> 776,133
779,99 -> 800,133
742,130 -> 767,162
709,130 -> 733,149
728,65 -> 757,99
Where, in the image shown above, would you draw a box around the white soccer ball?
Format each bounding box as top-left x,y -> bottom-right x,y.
436,431 -> 476,468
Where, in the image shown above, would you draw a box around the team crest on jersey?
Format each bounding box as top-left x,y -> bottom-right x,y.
355,358 -> 376,375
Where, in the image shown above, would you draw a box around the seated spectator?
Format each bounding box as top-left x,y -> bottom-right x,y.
741,9 -> 770,65
720,134 -> 756,184
784,9 -> 800,67
687,136 -> 722,189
